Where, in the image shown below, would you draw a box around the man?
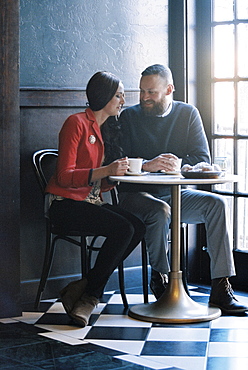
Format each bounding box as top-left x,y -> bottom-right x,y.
118,64 -> 247,314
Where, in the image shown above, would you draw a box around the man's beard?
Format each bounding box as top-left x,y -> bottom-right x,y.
140,99 -> 167,116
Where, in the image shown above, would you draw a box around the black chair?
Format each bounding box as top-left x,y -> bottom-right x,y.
33,149 -> 187,310
32,149 -> 131,309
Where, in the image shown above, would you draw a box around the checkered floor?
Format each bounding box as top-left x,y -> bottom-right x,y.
1,285 -> 248,370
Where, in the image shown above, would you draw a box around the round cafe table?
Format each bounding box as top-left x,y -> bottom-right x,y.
109,173 -> 238,323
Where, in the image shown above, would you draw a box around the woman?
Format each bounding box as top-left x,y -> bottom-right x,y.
45,71 -> 145,327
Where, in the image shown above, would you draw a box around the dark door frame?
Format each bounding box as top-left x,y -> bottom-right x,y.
0,0 -> 21,317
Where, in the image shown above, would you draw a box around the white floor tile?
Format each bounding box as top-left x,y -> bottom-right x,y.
108,293 -> 155,304
116,354 -> 168,369
35,323 -> 91,338
46,300 -> 106,315
94,314 -> 152,327
208,342 -> 248,357
38,331 -> 85,345
11,312 -> 44,324
92,302 -> 106,314
40,298 -> 57,303
211,316 -> 248,329
47,301 -> 65,313
147,327 -> 210,341
107,293 -> 124,304
190,290 -> 209,296
235,293 -> 248,305
0,318 -> 19,324
142,356 -> 207,370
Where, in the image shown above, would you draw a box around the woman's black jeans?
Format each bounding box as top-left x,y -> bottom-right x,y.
49,198 -> 145,298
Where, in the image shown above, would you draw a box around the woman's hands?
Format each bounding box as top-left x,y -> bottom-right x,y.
107,157 -> 129,176
91,157 -> 129,182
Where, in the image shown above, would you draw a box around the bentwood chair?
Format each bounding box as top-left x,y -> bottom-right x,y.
32,149 -> 132,309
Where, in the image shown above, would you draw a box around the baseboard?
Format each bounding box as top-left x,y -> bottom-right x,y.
21,265 -> 149,305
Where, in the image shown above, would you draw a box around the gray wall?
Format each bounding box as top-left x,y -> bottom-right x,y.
20,0 -> 168,88
20,0 -> 169,303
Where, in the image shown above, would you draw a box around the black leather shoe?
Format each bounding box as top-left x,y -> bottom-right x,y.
150,269 -> 168,300
209,277 -> 248,314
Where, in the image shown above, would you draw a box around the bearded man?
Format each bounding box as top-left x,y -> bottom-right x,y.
117,64 -> 247,315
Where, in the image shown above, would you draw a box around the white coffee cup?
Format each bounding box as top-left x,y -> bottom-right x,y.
174,158 -> 182,172
128,158 -> 143,173
169,157 -> 182,172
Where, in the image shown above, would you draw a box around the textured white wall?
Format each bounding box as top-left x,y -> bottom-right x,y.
20,0 -> 168,88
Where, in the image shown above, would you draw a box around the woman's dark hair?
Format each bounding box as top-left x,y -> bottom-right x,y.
86,71 -> 120,111
101,117 -> 123,165
86,71 -> 123,164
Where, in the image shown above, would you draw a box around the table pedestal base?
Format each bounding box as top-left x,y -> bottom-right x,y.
128,271 -> 221,323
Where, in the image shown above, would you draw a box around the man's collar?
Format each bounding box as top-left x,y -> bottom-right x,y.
156,102 -> 172,117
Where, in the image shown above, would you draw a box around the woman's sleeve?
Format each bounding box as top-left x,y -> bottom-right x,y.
56,115 -> 91,188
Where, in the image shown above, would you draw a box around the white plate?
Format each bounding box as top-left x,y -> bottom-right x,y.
181,170 -> 222,179
126,171 -> 149,176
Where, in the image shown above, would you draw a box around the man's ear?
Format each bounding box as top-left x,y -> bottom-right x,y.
166,84 -> 175,95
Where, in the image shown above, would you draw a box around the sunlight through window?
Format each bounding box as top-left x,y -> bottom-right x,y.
211,0 -> 248,251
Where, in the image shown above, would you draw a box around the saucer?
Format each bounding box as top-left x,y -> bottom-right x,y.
126,171 -> 149,176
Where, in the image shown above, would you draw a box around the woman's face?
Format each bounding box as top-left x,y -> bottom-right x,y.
104,82 -> 125,117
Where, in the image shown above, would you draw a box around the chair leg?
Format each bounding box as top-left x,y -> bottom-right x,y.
80,236 -> 88,278
118,262 -> 128,309
87,235 -> 101,272
34,235 -> 57,309
141,239 -> 149,303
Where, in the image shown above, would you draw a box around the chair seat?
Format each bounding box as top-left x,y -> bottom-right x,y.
51,225 -> 95,238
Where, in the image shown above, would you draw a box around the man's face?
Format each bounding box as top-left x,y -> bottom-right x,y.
139,74 -> 172,116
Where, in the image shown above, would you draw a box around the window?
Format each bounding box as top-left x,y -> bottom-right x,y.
211,0 -> 248,251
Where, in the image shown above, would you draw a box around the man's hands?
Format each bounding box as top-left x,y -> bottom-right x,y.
142,153 -> 180,173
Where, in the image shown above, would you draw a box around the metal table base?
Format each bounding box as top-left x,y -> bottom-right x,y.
128,271 -> 221,323
128,184 -> 221,323
108,175 -> 234,324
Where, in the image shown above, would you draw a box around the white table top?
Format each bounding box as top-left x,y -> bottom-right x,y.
109,173 -> 239,185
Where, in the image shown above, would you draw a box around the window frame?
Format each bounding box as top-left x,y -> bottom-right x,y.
169,0 -> 248,290
195,0 -> 248,291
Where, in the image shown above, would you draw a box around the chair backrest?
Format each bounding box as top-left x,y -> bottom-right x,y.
33,148 -> 119,206
32,149 -> 58,193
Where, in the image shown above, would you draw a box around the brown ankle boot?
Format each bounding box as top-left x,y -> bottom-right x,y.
60,278 -> 88,315
209,277 -> 248,314
70,293 -> 99,327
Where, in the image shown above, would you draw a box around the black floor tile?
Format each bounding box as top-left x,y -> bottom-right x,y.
210,328 -> 248,342
141,341 -> 208,357
0,323 -> 49,350
85,326 -> 150,341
